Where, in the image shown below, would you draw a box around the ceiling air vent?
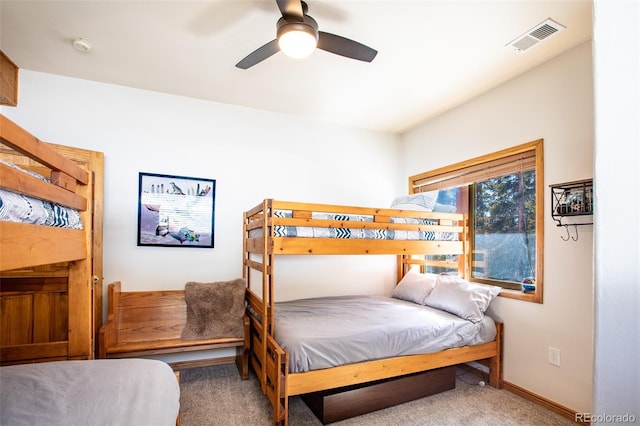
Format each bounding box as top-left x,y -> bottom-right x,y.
507,18 -> 566,53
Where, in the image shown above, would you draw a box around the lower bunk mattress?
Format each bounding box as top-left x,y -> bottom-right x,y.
0,358 -> 180,426
274,295 -> 496,374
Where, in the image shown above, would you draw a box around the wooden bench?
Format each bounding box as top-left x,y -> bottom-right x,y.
99,281 -> 249,379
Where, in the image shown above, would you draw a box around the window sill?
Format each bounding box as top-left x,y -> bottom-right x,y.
498,288 -> 542,303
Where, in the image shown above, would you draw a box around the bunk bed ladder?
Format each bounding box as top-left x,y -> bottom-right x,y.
266,334 -> 288,426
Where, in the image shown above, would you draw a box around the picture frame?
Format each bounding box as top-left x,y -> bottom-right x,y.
137,172 -> 216,248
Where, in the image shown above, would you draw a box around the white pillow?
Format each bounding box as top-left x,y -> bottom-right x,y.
391,270 -> 438,305
424,274 -> 501,323
390,191 -> 439,212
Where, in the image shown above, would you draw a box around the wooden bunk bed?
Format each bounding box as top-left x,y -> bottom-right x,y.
0,114 -> 180,425
0,114 -> 104,364
243,199 -> 504,425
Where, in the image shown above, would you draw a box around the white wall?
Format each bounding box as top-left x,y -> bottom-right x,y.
5,11 -> 637,415
592,0 -> 640,422
1,71 -> 401,300
401,42 -> 594,413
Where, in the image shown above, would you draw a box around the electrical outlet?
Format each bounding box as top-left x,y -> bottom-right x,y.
548,347 -> 561,367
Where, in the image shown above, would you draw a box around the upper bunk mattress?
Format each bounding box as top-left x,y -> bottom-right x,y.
0,359 -> 180,426
258,210 -> 458,241
274,295 -> 496,373
0,160 -> 83,229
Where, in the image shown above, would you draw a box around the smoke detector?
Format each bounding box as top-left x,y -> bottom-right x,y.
72,38 -> 92,53
506,18 -> 566,53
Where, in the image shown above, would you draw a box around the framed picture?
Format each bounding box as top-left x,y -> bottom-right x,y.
137,172 -> 216,248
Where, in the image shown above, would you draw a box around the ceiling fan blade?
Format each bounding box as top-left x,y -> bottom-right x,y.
276,0 -> 304,21
317,31 -> 377,62
236,39 -> 281,69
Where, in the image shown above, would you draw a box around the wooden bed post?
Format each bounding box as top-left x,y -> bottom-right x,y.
397,254 -> 407,282
266,335 -> 288,426
66,259 -> 93,359
260,199 -> 271,392
242,210 -> 248,283
489,321 -> 504,388
462,214 -> 470,279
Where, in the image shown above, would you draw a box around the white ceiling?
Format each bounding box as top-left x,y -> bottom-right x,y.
0,1 -> 593,134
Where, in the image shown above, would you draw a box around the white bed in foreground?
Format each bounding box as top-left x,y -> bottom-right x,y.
0,359 -> 180,426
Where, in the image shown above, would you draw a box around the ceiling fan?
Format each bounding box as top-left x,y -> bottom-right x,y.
236,0 -> 377,69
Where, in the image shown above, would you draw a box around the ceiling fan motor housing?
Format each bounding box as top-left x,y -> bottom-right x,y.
277,15 -> 319,42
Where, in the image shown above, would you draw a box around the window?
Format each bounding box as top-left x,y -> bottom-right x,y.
409,140 -> 544,303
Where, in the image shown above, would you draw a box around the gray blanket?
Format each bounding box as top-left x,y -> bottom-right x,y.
0,359 -> 180,426
274,295 -> 496,373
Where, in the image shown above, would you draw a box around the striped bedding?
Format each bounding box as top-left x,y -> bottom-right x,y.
0,160 -> 83,229
271,210 -> 458,241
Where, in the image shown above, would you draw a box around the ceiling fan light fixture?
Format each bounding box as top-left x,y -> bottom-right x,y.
277,22 -> 318,59
236,1 -> 376,69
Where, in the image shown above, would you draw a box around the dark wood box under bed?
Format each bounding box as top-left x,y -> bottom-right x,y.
301,366 -> 456,424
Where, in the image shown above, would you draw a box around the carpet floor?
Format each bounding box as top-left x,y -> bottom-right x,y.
179,364 -> 576,425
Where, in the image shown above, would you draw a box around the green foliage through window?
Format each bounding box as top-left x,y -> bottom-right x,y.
472,171 -> 536,287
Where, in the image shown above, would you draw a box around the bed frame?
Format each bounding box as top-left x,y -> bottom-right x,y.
243,199 -> 503,425
0,114 -> 104,364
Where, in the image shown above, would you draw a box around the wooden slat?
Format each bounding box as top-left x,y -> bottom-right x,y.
0,341 -> 68,363
0,222 -> 86,272
272,216 -> 462,233
117,291 -> 187,342
272,238 -> 463,255
50,170 -> 76,191
247,290 -> 266,316
270,199 -> 464,219
0,277 -> 68,293
51,291 -> 69,342
245,217 -> 265,232
0,263 -> 71,279
245,237 -> 266,253
0,162 -> 87,210
107,339 -> 245,357
245,258 -> 264,273
402,258 -> 459,267
286,341 -> 498,396
0,114 -> 88,184
245,201 -> 268,219
0,294 -> 32,346
33,292 -> 52,343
